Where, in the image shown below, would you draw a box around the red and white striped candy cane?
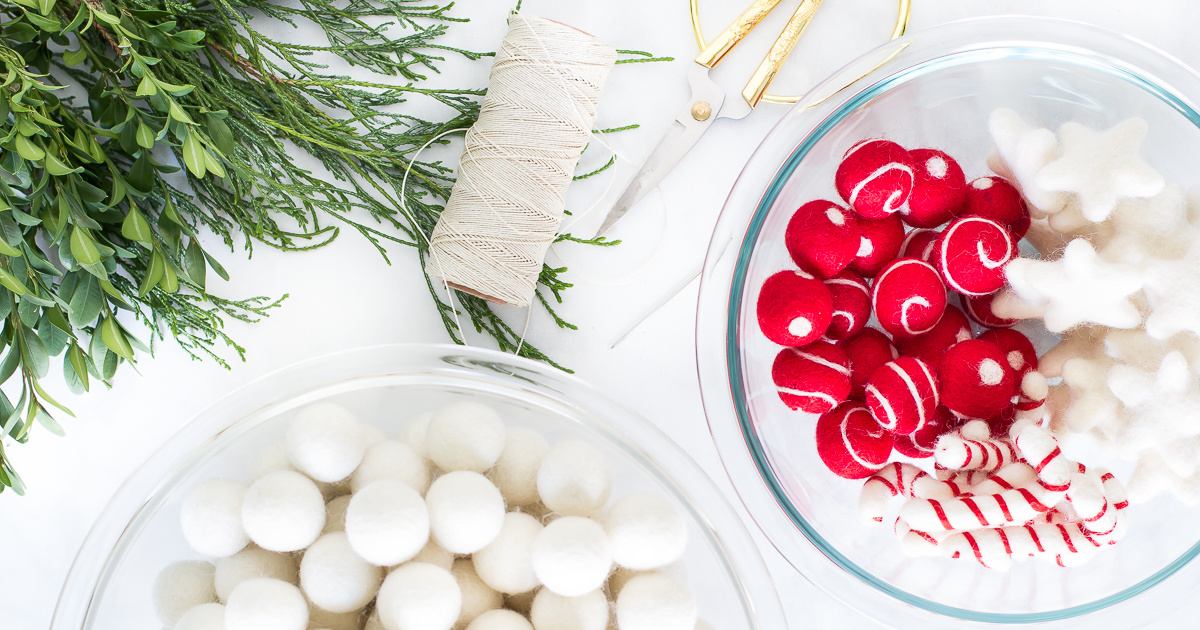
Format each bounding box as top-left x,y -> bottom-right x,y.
893,518 -> 948,557
899,476 -> 1067,532
934,432 -> 1020,472
1011,419 -> 1074,489
941,521 -> 1101,571
858,462 -> 959,525
967,462 -> 1037,496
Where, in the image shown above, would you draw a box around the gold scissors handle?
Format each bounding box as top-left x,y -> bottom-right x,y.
694,0 -> 784,68
742,0 -> 823,107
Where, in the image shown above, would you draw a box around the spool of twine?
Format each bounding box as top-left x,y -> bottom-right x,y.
426,16 -> 617,306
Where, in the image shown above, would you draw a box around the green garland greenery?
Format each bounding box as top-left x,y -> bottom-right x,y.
0,0 -> 668,495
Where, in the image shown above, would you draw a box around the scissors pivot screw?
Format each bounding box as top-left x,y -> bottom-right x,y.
691,101 -> 713,121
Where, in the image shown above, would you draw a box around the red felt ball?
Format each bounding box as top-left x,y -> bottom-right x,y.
771,342 -> 852,414
960,292 -> 1018,328
816,402 -> 894,479
840,328 -> 898,399
894,305 -> 972,368
870,258 -> 948,338
894,405 -> 958,459
864,356 -> 940,435
900,228 -> 940,265
935,216 -> 1017,296
785,200 -> 861,279
937,340 -> 1018,419
901,149 -> 966,228
985,404 -> 1017,438
823,270 -> 871,341
963,176 -> 1030,238
849,215 -> 905,277
756,269 -> 833,347
835,139 -> 915,219
977,328 -> 1038,377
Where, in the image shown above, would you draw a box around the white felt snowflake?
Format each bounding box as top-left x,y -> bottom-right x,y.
1061,355 -> 1121,434
1034,118 -> 1165,223
1108,352 -> 1200,461
1101,184 -> 1192,264
987,108 -> 1064,216
1004,239 -> 1144,333
1143,240 -> 1200,340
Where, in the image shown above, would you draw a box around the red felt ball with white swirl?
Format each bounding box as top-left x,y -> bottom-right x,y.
823,270 -> 871,341
864,356 -> 940,435
756,269 -> 833,347
840,328 -> 898,399
848,215 -> 905,277
900,228 -> 940,265
870,258 -> 948,338
835,139 -> 915,219
784,200 -> 861,279
935,216 -> 1017,296
771,342 -> 852,414
894,305 -> 972,368
816,402 -> 895,479
963,176 -> 1030,238
959,292 -> 1018,328
937,339 -> 1018,419
901,148 -> 966,228
976,328 -> 1038,377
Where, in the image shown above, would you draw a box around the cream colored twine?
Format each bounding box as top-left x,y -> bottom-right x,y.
426,16 -> 617,307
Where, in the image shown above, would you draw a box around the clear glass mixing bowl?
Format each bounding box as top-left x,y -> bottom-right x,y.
52,344 -> 786,630
697,16 -> 1200,629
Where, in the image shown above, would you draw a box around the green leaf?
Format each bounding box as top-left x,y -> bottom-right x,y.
37,314 -> 68,356
168,100 -> 195,125
183,238 -> 205,288
0,347 -> 20,384
5,462 -> 26,496
62,48 -> 86,66
207,115 -> 235,156
0,238 -> 22,258
135,75 -> 157,97
202,249 -> 229,282
69,226 -> 102,266
180,131 -> 206,177
31,378 -> 73,417
32,405 -> 65,437
121,206 -> 153,244
43,153 -> 80,176
20,327 -> 48,378
202,150 -> 226,178
66,344 -> 89,393
0,265 -> 28,296
37,0 -> 55,16
174,29 -> 205,44
138,249 -> 164,296
127,153 -> 155,194
92,9 -> 121,26
67,275 -> 102,327
135,121 -> 155,149
159,261 -> 179,293
102,348 -> 118,380
14,135 -> 44,161
100,317 -> 134,361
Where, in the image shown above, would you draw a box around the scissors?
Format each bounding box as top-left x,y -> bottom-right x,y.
596,0 -> 911,237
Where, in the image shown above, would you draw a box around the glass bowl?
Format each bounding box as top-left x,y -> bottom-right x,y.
697,16 -> 1200,629
52,344 -> 786,630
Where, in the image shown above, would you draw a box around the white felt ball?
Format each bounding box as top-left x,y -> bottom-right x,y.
242,470 -> 326,552
224,577 -> 309,630
300,532 -> 383,613
251,441 -> 294,479
536,440 -> 611,517
529,589 -> 608,630
286,401 -> 367,483
602,493 -> 687,570
153,560 -> 217,626
406,539 -> 455,571
376,562 -> 462,630
425,471 -> 506,554
451,558 -> 502,628
352,440 -> 431,495
531,516 -> 612,597
472,512 -> 542,594
175,602 -> 226,630
214,545 -> 299,603
424,401 -> 506,473
487,427 -> 548,507
346,479 -> 430,566
466,609 -> 533,630
614,573 -> 696,630
182,478 -> 250,558
323,495 -> 352,534
399,411 -> 434,457
308,604 -> 366,630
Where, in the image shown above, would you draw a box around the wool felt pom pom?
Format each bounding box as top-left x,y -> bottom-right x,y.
603,492 -> 688,571
849,215 -> 905,277
300,532 -> 382,613
377,563 -> 462,630
399,411 -> 434,457
529,589 -> 608,630
894,305 -> 972,368
756,269 -> 834,346
467,609 -> 534,630
346,479 -> 430,565
864,356 -> 940,435
487,426 -> 549,508
426,471 -> 506,554
960,292 -> 1018,328
532,516 -> 613,597
615,572 -> 698,630
352,440 -> 431,495
175,602 -> 225,630
784,199 -> 861,278
977,328 -> 1038,377
224,578 -> 309,630
936,216 -> 1017,296
840,328 -> 899,398
771,342 -> 852,414
214,546 -> 298,603
242,470 -> 326,553
425,401 -> 506,473
472,511 -> 543,594
181,478 -> 249,558
871,258 -> 948,338
836,139 -> 915,219
452,558 -> 503,628
902,148 -> 966,228
938,340 -> 1018,419
537,439 -> 612,517
901,229 -> 940,264
963,176 -> 1030,237
153,560 -> 217,626
816,402 -> 894,479
823,270 -> 871,340
286,401 -> 366,483
894,405 -> 958,459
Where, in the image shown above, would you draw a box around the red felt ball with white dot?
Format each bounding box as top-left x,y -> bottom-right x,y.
823,270 -> 871,341
977,328 -> 1038,377
849,215 -> 905,277
900,228 -> 940,265
864,356 -> 940,435
937,339 -> 1018,419
756,270 -> 833,347
870,258 -> 948,338
935,216 -> 1017,296
894,305 -> 972,368
901,148 -> 966,228
835,139 -> 915,219
960,292 -> 1018,328
963,176 -> 1030,238
771,342 -> 852,415
816,402 -> 895,479
840,328 -> 898,399
785,200 -> 861,279
894,405 -> 958,459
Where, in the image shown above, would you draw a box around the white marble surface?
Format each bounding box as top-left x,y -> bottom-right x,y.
4,1 -> 1200,628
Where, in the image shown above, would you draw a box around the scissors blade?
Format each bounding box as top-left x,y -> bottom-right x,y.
596,64 -> 734,237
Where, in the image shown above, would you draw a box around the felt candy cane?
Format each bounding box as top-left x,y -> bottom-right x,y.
1011,419 -> 1074,489
933,432 -> 1020,472
933,466 -> 993,490
859,462 -> 960,525
893,518 -> 949,557
899,474 -> 1067,532
940,522 -> 1101,571
967,462 -> 1038,496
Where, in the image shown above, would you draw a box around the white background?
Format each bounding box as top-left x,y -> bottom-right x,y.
5,1 -> 1200,628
